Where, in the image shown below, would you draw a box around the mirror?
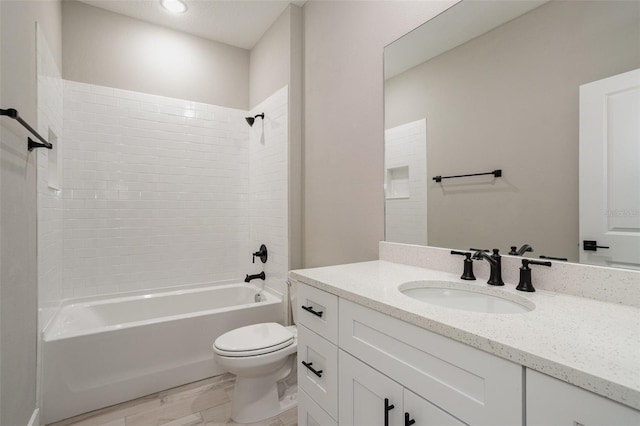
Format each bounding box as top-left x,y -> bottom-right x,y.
384,0 -> 640,269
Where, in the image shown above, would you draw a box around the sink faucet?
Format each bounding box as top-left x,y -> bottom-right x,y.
473,248 -> 504,286
508,244 -> 533,256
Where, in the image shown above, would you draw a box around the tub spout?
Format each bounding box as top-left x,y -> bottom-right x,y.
245,271 -> 266,283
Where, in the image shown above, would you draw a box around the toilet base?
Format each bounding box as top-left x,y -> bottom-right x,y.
231,376 -> 297,423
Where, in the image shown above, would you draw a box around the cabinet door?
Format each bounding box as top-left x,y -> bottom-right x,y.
404,388 -> 467,426
339,350 -> 403,426
298,388 -> 337,426
527,369 -> 640,425
297,324 -> 338,419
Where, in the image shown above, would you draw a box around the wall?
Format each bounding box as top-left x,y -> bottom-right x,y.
302,1 -> 456,267
384,1 -> 640,261
62,81 -> 250,297
0,1 -> 62,424
36,24 -> 64,328
250,7 -> 291,109
62,0 -> 250,110
250,5 -> 303,271
248,86 -> 289,299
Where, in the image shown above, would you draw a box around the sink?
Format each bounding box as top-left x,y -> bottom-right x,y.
399,281 -> 534,314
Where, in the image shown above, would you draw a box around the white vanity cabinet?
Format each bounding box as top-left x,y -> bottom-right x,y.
339,350 -> 465,426
526,369 -> 640,425
338,298 -> 522,425
296,282 -> 523,425
297,283 -> 339,423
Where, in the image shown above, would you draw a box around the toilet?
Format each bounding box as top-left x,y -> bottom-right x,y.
213,285 -> 298,423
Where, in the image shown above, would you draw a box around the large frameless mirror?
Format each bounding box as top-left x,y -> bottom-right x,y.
384,0 -> 640,269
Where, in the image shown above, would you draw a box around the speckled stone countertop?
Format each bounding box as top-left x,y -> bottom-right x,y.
289,260 -> 640,410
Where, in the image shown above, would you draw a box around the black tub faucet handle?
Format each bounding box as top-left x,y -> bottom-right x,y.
252,244 -> 268,264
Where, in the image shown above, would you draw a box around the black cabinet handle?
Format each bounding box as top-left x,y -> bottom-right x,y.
583,240 -> 610,251
405,412 -> 416,426
384,398 -> 395,426
301,361 -> 323,378
301,305 -> 323,317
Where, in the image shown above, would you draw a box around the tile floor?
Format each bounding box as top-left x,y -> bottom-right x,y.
47,374 -> 297,426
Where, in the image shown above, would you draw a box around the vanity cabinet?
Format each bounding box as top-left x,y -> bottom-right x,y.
526,369 -> 640,425
338,298 -> 522,425
295,281 -> 522,425
297,283 -> 339,423
339,350 -> 465,426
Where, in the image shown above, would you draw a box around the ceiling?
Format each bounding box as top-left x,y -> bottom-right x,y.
77,0 -> 304,50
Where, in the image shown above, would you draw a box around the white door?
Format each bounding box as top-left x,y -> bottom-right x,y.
338,350 -> 403,426
579,68 -> 640,269
403,388 -> 467,426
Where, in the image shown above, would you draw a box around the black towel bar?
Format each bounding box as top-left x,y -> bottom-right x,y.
1,108 -> 53,151
433,169 -> 502,183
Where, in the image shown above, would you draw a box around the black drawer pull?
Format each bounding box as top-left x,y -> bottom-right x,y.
405,412 -> 416,426
301,361 -> 323,378
301,305 -> 323,317
384,398 -> 395,426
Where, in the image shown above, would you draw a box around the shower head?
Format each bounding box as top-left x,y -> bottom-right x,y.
245,113 -> 265,127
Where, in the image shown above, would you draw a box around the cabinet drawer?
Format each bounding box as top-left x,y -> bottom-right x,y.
297,282 -> 338,344
339,299 -> 522,425
527,369 -> 640,425
298,388 -> 337,426
298,324 -> 338,420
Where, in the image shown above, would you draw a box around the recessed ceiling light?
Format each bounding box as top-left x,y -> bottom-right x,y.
160,0 -> 187,14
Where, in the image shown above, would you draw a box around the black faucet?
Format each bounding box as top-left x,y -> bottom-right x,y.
245,271 -> 266,283
451,251 -> 476,280
516,259 -> 551,292
252,244 -> 268,264
509,244 -> 534,256
473,248 -> 504,286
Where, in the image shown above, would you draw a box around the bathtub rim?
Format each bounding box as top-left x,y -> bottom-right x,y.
43,281 -> 283,342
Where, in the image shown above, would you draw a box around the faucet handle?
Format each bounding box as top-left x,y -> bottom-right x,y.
252,244 -> 268,264
469,247 -> 488,252
451,251 -> 476,281
516,259 -> 551,292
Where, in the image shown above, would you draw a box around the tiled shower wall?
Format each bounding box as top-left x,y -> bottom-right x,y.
248,87 -> 289,297
62,81 -> 258,297
36,26 -> 64,322
385,119 -> 427,245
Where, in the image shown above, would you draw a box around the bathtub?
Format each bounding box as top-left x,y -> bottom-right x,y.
42,282 -> 283,424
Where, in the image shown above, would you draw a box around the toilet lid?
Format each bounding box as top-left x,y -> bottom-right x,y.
214,323 -> 294,356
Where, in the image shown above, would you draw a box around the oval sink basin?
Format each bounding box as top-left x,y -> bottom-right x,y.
399,281 -> 534,314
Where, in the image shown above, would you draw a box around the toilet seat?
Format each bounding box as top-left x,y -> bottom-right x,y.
214,323 -> 295,357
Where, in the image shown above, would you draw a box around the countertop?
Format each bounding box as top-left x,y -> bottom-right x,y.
289,260 -> 640,410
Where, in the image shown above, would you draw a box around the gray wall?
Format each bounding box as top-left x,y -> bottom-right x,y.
385,1 -> 640,261
62,0 -> 250,109
302,1 -> 455,267
250,5 -> 304,271
250,6 -> 291,109
0,1 -> 62,424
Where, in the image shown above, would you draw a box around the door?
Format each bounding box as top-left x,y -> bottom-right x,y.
404,388 -> 468,426
579,68 -> 640,269
338,350 -> 403,426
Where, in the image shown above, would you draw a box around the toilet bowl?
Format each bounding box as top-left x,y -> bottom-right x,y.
214,322 -> 298,423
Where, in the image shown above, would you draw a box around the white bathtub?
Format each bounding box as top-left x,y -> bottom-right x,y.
42,282 -> 283,424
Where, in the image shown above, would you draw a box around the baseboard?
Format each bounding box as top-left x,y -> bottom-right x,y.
27,408 -> 40,426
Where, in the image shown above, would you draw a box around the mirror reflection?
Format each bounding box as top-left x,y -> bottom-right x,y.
384,0 -> 640,269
